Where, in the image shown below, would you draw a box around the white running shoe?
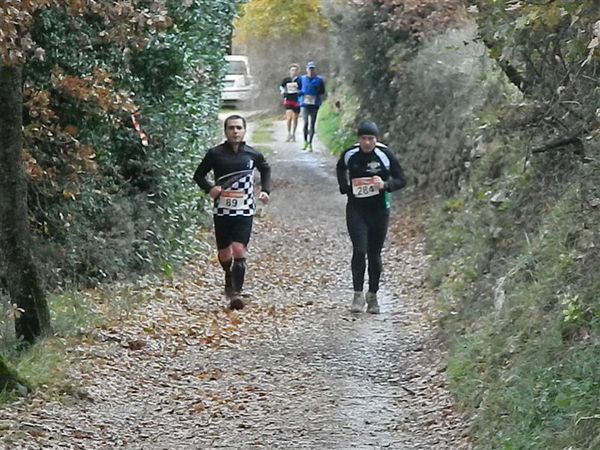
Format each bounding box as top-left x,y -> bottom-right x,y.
350,291 -> 365,313
366,292 -> 380,314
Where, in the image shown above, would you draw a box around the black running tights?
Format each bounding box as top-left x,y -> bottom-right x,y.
302,106 -> 319,143
346,203 -> 390,293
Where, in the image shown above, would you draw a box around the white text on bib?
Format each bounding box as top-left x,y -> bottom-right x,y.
286,82 -> 298,94
303,95 -> 316,105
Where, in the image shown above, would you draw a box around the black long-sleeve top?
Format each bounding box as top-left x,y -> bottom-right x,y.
193,141 -> 271,194
336,143 -> 406,209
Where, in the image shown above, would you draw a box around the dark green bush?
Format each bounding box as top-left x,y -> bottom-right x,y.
17,1 -> 240,288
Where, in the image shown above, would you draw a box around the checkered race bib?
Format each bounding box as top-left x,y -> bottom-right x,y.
214,172 -> 255,216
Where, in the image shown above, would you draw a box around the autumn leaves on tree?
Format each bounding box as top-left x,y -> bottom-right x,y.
0,1 -> 198,345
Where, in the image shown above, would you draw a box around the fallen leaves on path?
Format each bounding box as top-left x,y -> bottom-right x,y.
0,120 -> 470,450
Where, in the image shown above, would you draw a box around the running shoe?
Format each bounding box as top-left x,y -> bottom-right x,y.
366,292 -> 380,314
303,142 -> 309,150
350,291 -> 365,313
229,295 -> 244,310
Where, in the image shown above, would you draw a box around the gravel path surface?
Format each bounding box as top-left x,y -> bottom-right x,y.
0,118 -> 470,449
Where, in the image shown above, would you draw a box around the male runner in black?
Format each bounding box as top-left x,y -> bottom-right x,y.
194,115 -> 271,310
336,121 -> 406,313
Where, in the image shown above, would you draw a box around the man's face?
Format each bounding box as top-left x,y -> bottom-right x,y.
359,135 -> 377,152
225,118 -> 246,144
307,66 -> 316,76
290,66 -> 298,77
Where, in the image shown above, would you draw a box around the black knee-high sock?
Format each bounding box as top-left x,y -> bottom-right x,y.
232,258 -> 247,293
219,258 -> 233,292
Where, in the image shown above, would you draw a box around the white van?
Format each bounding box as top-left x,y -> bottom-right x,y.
221,55 -> 254,104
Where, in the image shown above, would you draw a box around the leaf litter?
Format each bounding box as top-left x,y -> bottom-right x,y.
0,120 -> 471,449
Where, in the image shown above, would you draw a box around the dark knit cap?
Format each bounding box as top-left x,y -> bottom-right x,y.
357,121 -> 379,137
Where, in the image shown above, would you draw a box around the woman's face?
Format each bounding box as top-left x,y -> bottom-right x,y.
359,135 -> 377,152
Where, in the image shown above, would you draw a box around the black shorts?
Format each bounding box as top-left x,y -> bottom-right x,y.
213,215 -> 253,250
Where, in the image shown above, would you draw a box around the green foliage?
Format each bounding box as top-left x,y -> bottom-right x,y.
0,338 -> 69,402
0,356 -> 30,395
442,198 -> 465,213
561,294 -> 585,325
129,0 -> 239,268
15,1 -> 240,288
251,123 -> 274,144
448,317 -> 600,449
236,0 -> 328,43
471,0 -> 600,143
316,96 -> 357,156
0,281 -> 155,403
428,105 -> 600,448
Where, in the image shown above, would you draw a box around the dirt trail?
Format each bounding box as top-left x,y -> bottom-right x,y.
0,117 -> 469,449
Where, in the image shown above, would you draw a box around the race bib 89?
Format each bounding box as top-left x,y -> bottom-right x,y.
218,190 -> 246,210
352,177 -> 378,198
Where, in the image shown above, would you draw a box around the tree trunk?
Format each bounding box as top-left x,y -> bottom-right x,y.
0,63 -> 52,344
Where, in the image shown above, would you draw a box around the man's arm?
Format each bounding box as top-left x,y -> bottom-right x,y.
193,149 -> 215,194
256,153 -> 272,194
384,150 -> 407,192
336,152 -> 350,194
298,75 -> 306,95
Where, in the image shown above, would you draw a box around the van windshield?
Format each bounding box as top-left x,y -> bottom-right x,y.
226,61 -> 248,75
